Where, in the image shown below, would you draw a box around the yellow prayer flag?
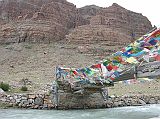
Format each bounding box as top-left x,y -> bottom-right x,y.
126,57 -> 138,64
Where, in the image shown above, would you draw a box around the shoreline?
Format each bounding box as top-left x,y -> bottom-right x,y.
0,93 -> 160,110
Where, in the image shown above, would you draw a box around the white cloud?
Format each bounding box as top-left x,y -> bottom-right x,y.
67,0 -> 160,27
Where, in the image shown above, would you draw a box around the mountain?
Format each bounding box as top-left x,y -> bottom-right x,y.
0,0 -> 152,44
68,3 -> 152,44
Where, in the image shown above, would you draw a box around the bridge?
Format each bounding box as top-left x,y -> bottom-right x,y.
52,27 -> 160,109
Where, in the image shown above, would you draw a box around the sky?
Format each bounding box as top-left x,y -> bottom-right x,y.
67,0 -> 160,27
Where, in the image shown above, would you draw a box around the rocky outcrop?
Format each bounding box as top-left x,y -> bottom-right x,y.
75,5 -> 101,26
0,0 -> 76,44
67,3 -> 152,45
66,25 -> 131,45
0,21 -> 67,43
78,5 -> 101,17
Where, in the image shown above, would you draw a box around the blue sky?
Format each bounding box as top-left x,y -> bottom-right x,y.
67,0 -> 160,27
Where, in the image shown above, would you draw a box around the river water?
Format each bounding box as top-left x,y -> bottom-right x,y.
0,104 -> 160,119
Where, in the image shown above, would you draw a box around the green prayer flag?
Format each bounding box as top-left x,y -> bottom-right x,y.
103,60 -> 111,66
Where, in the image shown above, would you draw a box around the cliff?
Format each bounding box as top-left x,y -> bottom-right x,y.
67,3 -> 152,45
0,0 -> 77,43
0,1 -> 153,44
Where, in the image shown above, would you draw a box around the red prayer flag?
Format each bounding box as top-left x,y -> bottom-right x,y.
155,55 -> 160,61
110,77 -> 115,81
112,66 -> 118,70
73,70 -> 78,75
151,29 -> 160,37
91,64 -> 101,68
107,65 -> 113,71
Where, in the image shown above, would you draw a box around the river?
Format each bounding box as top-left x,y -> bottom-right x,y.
0,104 -> 160,119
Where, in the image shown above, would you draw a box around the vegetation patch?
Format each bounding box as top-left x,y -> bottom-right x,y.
24,44 -> 32,49
20,86 -> 28,91
0,82 -> 10,91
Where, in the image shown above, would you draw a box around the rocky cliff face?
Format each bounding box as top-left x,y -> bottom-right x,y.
75,5 -> 101,26
0,0 -> 76,44
67,3 -> 152,45
0,1 -> 153,44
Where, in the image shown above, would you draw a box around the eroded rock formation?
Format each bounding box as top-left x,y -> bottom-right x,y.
0,1 -> 153,44
67,3 -> 152,45
0,0 -> 76,44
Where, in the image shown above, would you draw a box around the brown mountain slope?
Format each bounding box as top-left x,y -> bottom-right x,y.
0,1 -> 153,44
68,3 -> 152,45
0,0 -> 77,43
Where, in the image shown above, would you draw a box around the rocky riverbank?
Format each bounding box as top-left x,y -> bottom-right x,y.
0,93 -> 54,109
0,92 -> 160,109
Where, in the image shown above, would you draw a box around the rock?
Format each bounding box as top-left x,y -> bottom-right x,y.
42,104 -> 48,109
21,99 -> 28,105
34,97 -> 43,105
76,5 -> 101,26
113,101 -> 125,107
19,78 -> 32,85
28,99 -> 34,104
21,96 -> 27,100
47,103 -> 55,109
17,94 -> 22,98
148,98 -> 157,104
13,95 -> 18,100
157,100 -> 160,104
0,98 -> 6,102
139,96 -> 150,104
33,105 -> 39,109
28,94 -> 36,99
22,104 -> 27,108
0,88 -> 5,94
138,99 -> 146,105
9,96 -> 13,100
10,65 -> 14,68
38,94 -> 45,98
15,99 -> 21,103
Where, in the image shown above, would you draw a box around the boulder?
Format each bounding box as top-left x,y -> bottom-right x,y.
148,98 -> 157,104
34,97 -> 43,105
0,88 -> 5,94
28,94 -> 36,99
138,99 -> 146,105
